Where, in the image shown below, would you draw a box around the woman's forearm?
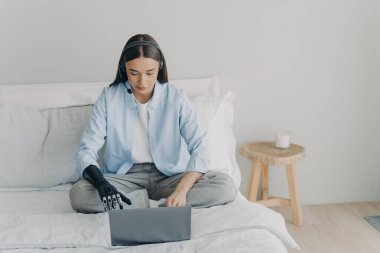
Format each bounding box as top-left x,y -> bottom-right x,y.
174,171 -> 203,194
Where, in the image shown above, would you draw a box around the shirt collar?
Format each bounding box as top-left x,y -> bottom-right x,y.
148,81 -> 162,110
124,80 -> 163,109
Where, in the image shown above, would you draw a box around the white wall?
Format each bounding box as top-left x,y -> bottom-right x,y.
0,0 -> 379,204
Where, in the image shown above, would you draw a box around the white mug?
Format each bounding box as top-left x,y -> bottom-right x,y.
275,130 -> 291,149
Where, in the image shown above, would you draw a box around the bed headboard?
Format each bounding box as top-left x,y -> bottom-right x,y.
0,76 -> 220,109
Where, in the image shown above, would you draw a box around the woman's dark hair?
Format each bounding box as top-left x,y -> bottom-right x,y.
109,34 -> 168,87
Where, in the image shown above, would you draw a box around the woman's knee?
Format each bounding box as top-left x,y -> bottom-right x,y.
69,179 -> 103,213
216,172 -> 238,202
202,171 -> 238,204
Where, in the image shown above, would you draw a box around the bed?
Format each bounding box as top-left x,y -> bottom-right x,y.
0,76 -> 299,252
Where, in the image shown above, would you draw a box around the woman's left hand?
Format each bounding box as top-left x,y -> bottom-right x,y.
166,190 -> 187,207
164,171 -> 203,207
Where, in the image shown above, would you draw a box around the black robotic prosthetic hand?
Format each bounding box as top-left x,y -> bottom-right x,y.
83,165 -> 132,211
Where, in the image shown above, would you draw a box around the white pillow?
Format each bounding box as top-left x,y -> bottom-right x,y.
189,92 -> 241,187
0,105 -> 48,187
0,105 -> 93,187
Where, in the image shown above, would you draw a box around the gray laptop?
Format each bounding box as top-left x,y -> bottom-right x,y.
109,206 -> 191,246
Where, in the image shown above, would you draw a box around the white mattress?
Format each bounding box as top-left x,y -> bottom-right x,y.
0,188 -> 299,253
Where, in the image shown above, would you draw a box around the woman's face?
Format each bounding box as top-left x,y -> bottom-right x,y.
125,57 -> 160,102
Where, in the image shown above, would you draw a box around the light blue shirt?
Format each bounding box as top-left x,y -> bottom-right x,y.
75,81 -> 210,177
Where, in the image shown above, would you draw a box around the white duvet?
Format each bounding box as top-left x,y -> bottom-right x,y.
0,190 -> 299,253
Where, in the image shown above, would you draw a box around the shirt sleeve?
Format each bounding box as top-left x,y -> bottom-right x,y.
179,91 -> 210,174
75,88 -> 107,177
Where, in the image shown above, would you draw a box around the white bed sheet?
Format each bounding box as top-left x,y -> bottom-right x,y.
0,189 -> 299,253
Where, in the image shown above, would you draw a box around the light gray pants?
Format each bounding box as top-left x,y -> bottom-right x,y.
70,163 -> 237,213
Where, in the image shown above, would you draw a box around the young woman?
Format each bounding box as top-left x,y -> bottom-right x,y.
69,34 -> 237,213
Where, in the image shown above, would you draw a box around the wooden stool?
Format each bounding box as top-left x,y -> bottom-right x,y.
239,141 -> 306,226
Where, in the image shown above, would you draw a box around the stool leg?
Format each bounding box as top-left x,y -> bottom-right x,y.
286,163 -> 303,226
261,164 -> 269,200
248,161 -> 262,202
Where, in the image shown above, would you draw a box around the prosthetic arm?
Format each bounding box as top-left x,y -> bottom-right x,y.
83,165 -> 132,211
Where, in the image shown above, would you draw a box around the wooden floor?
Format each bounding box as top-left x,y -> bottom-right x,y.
270,201 -> 380,253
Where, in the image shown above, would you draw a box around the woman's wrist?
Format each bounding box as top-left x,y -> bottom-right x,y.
174,171 -> 203,194
83,165 -> 107,188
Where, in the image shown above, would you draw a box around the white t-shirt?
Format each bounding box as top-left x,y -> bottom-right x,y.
132,95 -> 154,163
